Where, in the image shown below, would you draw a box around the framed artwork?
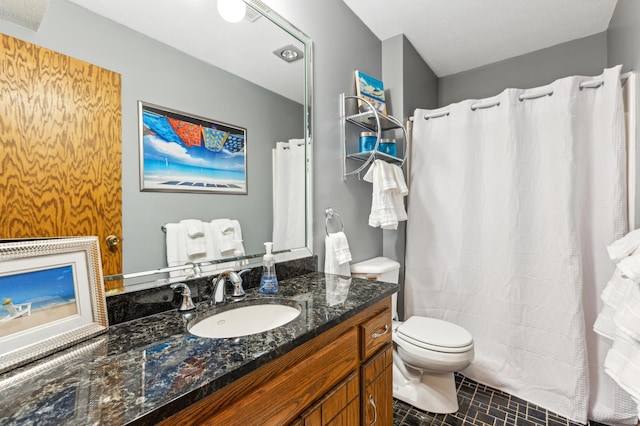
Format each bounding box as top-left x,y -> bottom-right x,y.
138,101 -> 247,194
355,70 -> 387,115
0,237 -> 108,374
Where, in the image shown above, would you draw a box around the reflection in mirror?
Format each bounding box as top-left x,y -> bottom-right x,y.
58,0 -> 313,290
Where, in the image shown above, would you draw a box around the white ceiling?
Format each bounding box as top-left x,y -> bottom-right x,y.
341,0 -> 619,77
67,0 -> 305,103
63,0 -> 619,91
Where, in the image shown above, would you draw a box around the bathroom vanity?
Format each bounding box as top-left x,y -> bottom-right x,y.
0,273 -> 398,425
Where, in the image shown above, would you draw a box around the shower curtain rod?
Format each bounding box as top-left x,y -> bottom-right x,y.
412,72 -> 634,121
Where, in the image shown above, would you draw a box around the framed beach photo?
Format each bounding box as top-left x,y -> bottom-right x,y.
0,237 -> 108,374
138,101 -> 247,194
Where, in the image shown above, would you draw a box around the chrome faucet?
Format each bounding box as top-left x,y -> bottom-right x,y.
171,282 -> 196,311
210,269 -> 251,305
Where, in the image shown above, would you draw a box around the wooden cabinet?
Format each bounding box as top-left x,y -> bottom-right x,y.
361,344 -> 393,426
161,297 -> 393,426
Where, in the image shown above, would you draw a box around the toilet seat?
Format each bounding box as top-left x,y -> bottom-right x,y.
396,316 -> 473,354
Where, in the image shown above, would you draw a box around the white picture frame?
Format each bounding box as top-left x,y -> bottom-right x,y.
0,237 -> 108,374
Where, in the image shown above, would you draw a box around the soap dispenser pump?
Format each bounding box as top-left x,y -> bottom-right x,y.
259,242 -> 278,294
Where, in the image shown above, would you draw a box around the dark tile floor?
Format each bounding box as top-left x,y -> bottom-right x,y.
393,374 -> 609,426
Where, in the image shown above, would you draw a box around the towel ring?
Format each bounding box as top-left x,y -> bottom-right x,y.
325,208 -> 344,236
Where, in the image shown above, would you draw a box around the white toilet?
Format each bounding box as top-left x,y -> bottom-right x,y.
351,257 -> 474,414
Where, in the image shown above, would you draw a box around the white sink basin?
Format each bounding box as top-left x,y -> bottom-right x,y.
188,299 -> 301,338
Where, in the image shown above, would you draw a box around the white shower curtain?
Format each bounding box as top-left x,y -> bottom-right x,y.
272,139 -> 306,251
406,66 -> 638,424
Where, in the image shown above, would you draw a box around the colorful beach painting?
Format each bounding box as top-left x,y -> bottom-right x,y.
139,102 -> 247,194
0,264 -> 77,338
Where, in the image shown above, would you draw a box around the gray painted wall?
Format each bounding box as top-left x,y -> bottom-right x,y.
264,0 -> 384,269
608,0 -> 640,229
438,32 -> 608,107
0,0 -> 303,274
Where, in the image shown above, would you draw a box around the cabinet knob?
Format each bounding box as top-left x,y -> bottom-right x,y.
106,235 -> 121,248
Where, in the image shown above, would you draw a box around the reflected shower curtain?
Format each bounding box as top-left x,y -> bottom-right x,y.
272,139 -> 306,251
405,66 -> 637,424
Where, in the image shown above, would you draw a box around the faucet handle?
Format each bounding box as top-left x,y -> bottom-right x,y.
229,270 -> 247,299
170,283 -> 196,311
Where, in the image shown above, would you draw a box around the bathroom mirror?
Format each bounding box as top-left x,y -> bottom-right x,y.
105,0 -> 312,288
1,0 -> 313,290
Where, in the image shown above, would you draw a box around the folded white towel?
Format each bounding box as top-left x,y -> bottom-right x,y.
594,244 -> 640,407
593,303 -> 618,340
601,268 -> 634,310
328,232 -> 352,265
325,235 -> 351,276
165,223 -> 188,267
604,334 -> 640,404
180,219 -> 205,238
185,238 -> 207,257
617,254 -> 640,282
210,219 -> 245,257
608,229 -> 640,263
613,281 -> 640,341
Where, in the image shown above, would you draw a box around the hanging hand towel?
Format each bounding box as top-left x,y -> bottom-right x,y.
180,219 -> 205,238
211,219 -> 239,254
364,160 -> 408,230
608,228 -> 640,262
390,163 -> 408,222
330,231 -> 352,265
185,238 -> 207,257
325,233 -> 351,276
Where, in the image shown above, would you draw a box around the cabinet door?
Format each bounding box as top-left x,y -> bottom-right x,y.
361,344 -> 393,426
299,371 -> 360,426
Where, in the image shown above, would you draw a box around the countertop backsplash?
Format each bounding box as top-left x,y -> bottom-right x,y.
107,256 -> 318,325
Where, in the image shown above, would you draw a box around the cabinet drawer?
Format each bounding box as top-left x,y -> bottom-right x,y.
360,307 -> 392,360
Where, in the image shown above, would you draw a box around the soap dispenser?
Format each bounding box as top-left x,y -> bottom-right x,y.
259,242 -> 279,294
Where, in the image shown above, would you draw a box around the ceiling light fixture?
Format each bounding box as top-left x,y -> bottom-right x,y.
274,45 -> 304,63
217,0 -> 246,23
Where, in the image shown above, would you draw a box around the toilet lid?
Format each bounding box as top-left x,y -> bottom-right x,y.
396,317 -> 473,353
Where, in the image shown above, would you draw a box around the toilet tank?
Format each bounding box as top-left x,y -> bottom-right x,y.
350,257 -> 401,283
350,257 -> 400,319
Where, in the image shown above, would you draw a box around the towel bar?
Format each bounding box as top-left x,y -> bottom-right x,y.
325,208 -> 344,236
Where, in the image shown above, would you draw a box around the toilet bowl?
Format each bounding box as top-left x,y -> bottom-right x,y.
351,257 -> 475,414
392,316 -> 474,413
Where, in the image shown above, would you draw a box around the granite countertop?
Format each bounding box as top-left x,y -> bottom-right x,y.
0,272 -> 398,425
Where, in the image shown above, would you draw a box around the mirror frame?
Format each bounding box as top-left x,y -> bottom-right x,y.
104,0 -> 313,292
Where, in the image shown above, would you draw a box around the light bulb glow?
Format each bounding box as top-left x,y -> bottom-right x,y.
217,0 -> 247,23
